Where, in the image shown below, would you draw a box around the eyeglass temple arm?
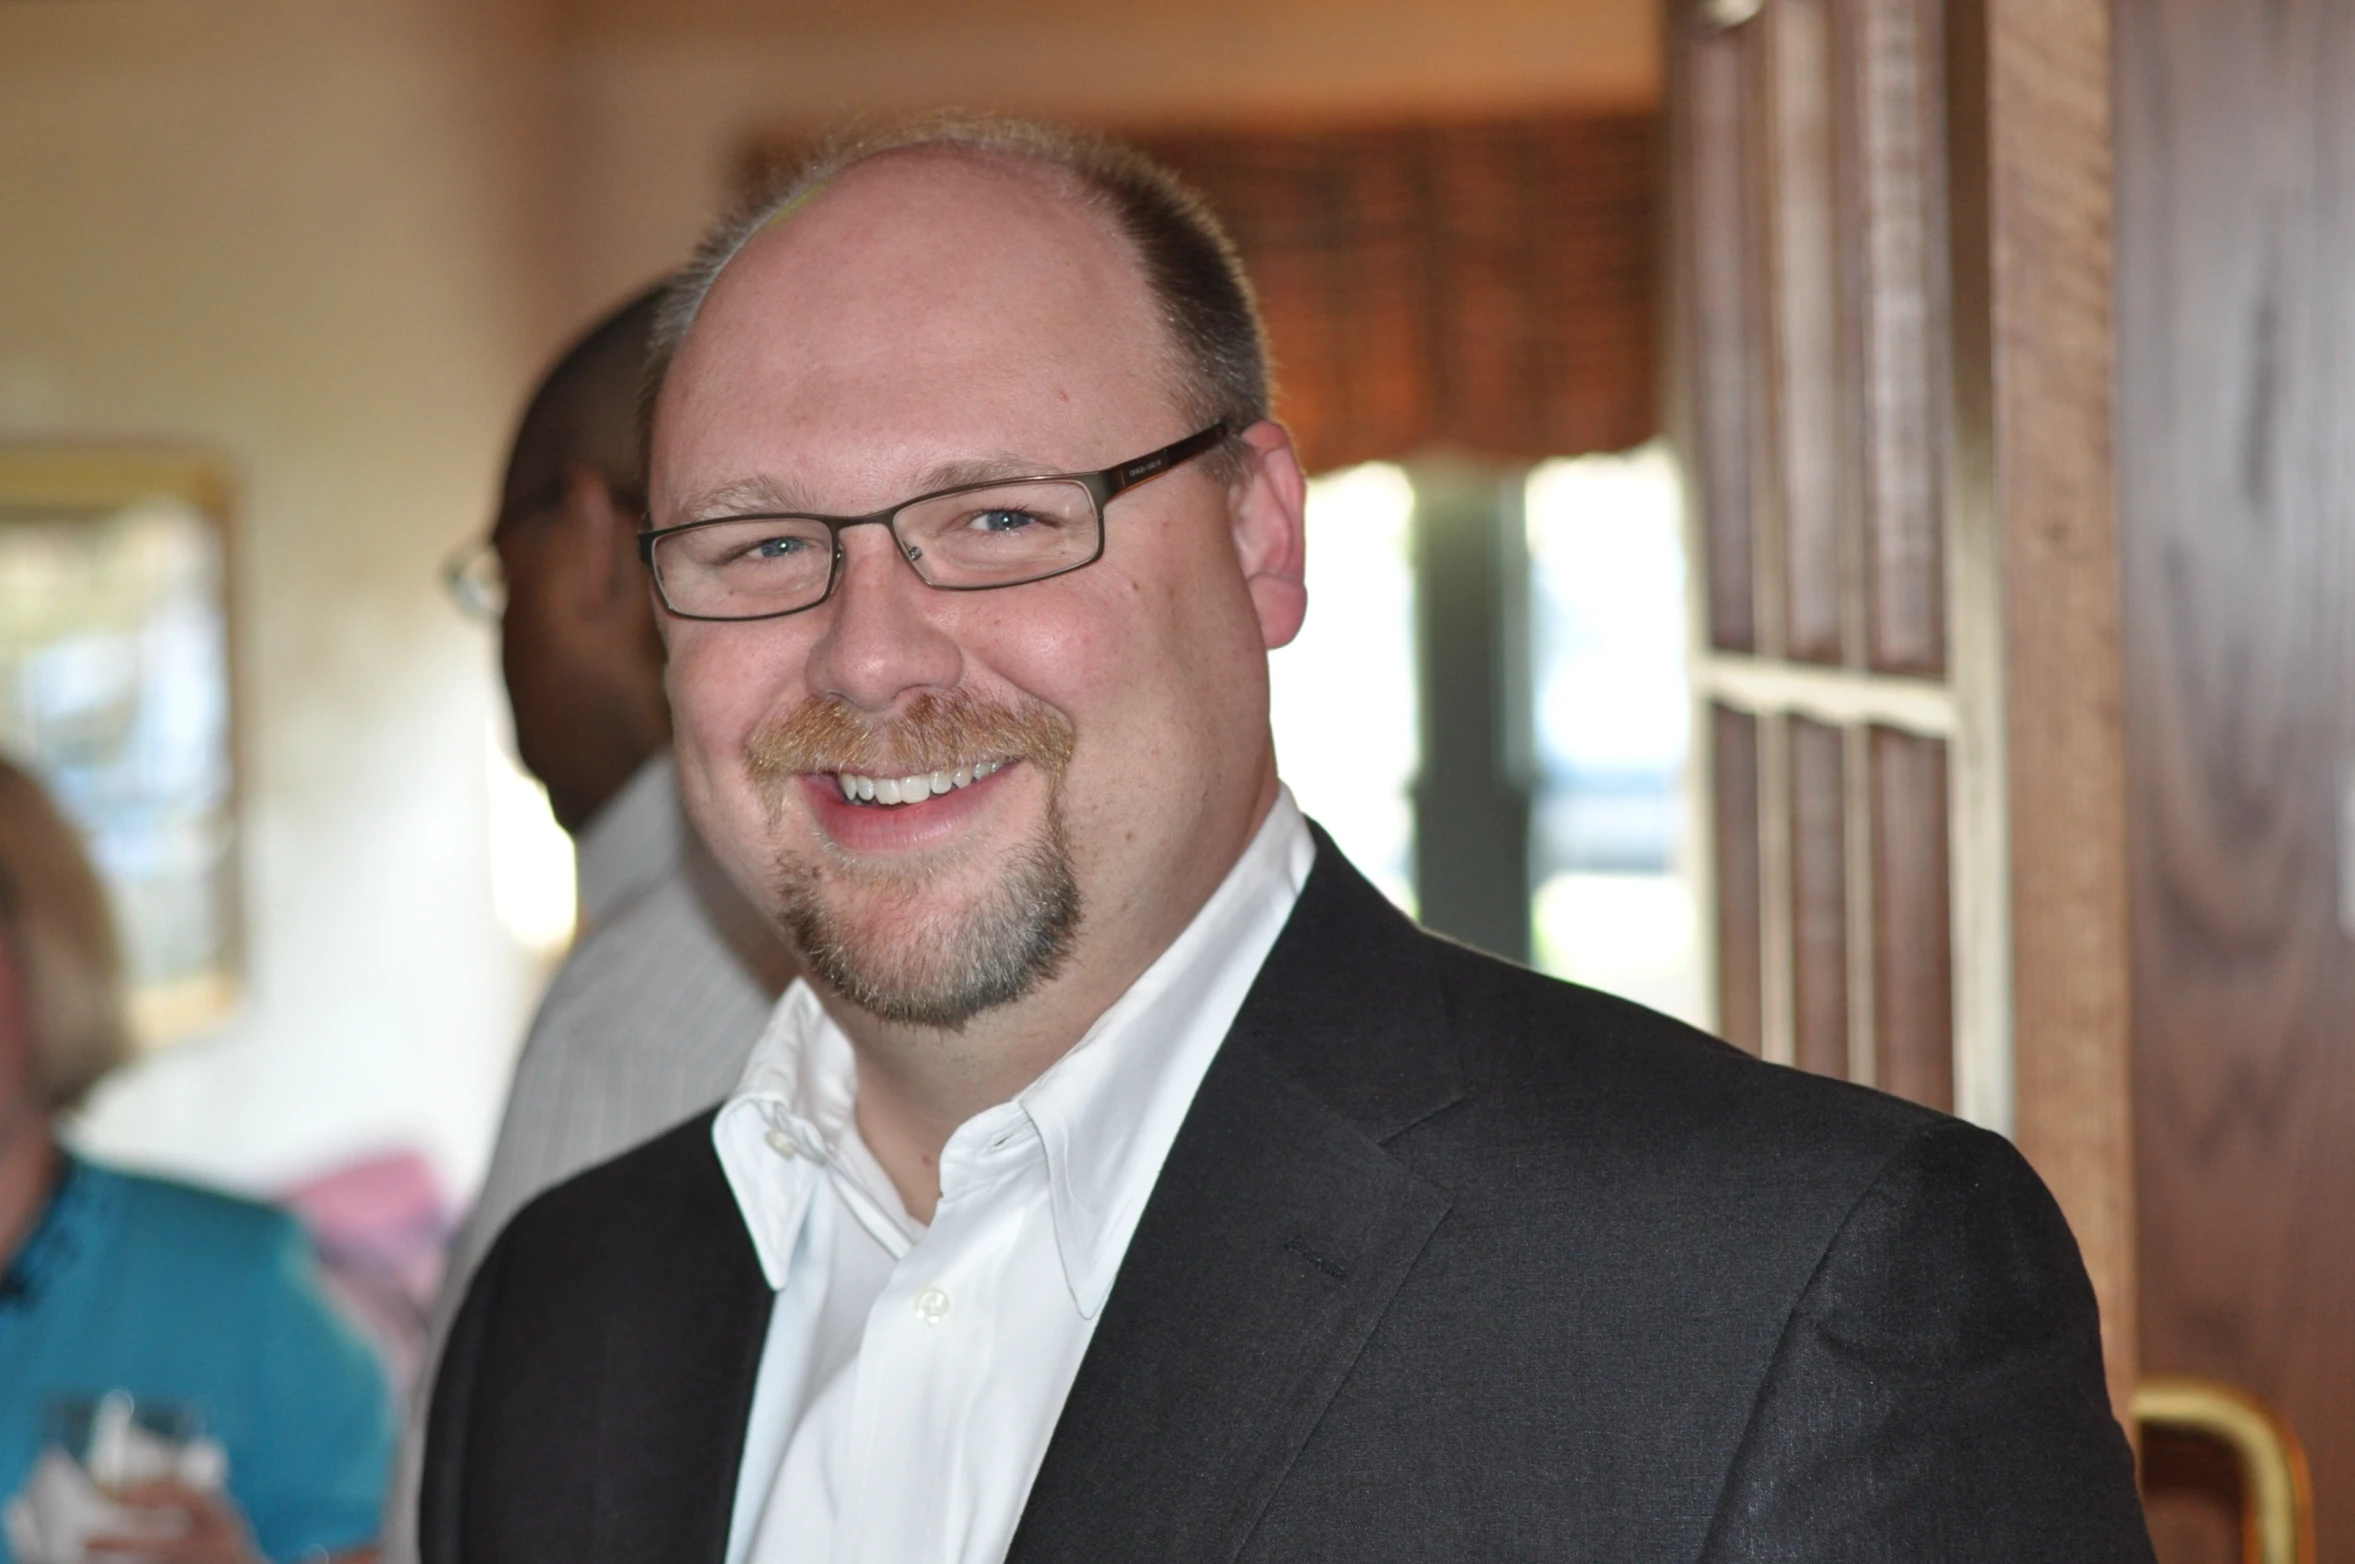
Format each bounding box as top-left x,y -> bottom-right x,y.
1101,422 -> 1230,498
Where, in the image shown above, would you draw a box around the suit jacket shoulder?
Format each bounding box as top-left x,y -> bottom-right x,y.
1012,832 -> 2152,1563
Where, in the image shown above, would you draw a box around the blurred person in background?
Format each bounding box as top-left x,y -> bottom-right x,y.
385,287 -> 795,1560
0,757 -> 391,1564
437,280 -> 797,1320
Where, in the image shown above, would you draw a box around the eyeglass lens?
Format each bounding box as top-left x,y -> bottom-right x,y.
652,478 -> 1099,620
445,538 -> 508,621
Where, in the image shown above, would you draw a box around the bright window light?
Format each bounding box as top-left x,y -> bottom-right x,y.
1269,461 -> 1419,914
1527,443 -> 1690,788
486,729 -> 575,956
1525,443 -> 1704,1027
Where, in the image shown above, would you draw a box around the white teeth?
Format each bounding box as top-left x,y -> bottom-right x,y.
834,759 -> 1008,805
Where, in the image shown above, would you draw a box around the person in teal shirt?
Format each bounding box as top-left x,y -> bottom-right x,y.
0,758 -> 391,1563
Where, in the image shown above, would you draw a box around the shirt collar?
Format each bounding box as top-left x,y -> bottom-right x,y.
712,985 -> 863,1291
572,753 -> 683,928
713,789 -> 1315,1316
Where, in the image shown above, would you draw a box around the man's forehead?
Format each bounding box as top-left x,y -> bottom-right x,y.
656,150 -> 1189,505
708,150 -> 1143,333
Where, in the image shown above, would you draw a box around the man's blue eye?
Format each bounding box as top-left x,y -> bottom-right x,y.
751,534 -> 810,558
970,509 -> 1038,534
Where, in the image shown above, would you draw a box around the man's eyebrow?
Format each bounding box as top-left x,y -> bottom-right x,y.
913,453 -> 1063,492
672,475 -> 816,521
672,452 -> 1067,523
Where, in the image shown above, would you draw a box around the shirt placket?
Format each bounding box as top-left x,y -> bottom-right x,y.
839,1119 -> 1042,1564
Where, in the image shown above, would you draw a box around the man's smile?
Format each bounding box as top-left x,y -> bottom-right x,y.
793,757 -> 1035,858
744,690 -> 1075,861
830,758 -> 1009,805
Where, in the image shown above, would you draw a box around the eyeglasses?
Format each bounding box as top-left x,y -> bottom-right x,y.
440,476 -> 649,623
638,422 -> 1230,622
442,535 -> 506,622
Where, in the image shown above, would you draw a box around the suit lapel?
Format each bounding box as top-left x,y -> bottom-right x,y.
587,1116 -> 774,1564
1009,833 -> 1463,1563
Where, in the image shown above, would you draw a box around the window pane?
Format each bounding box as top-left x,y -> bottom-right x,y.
1525,444 -> 1705,1026
1268,462 -> 1419,914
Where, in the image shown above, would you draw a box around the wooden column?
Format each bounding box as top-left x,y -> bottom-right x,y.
1947,0 -> 2139,1420
1672,0 -> 2138,1417
2115,0 -> 2355,1552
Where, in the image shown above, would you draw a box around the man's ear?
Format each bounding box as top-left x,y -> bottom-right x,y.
1228,421 -> 1308,650
565,466 -> 641,615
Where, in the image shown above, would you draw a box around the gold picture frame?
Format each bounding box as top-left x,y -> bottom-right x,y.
0,447 -> 242,1046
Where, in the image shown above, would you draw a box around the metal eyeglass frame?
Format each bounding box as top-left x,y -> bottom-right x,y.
636,421 -> 1231,622
441,474 -> 648,623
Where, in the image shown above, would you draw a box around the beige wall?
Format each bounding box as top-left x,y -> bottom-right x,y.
0,0 -> 1655,1207
0,0 -> 565,1198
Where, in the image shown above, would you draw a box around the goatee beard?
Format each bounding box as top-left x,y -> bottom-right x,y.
746,690 -> 1082,1030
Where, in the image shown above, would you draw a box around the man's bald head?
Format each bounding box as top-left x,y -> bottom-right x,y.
495,285 -> 674,833
500,287 -> 661,532
646,118 -> 1271,470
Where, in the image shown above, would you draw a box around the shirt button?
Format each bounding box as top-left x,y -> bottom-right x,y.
913,1287 -> 951,1326
764,1130 -> 798,1159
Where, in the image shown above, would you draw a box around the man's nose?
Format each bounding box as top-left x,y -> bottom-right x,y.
797,523 -> 964,711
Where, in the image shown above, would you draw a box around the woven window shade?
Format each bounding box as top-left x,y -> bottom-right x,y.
1132,113 -> 1662,473
740,111 -> 1661,475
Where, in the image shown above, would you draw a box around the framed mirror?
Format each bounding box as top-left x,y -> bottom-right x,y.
0,449 -> 240,1046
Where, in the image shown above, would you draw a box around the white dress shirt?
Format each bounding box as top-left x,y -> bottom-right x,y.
385,755 -> 795,1564
715,789 -> 1315,1564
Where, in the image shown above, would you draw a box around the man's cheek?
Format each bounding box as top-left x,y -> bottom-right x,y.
667,642 -> 750,751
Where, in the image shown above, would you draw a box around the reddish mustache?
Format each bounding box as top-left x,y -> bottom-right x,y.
745,691 -> 1075,785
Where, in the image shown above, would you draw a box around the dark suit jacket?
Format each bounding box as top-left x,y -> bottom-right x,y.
423,833 -> 2156,1562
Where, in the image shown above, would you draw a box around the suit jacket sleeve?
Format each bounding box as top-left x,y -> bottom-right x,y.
1698,1119 -> 2155,1563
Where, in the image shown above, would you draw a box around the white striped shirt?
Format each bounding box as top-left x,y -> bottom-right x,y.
459,756 -> 795,1239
